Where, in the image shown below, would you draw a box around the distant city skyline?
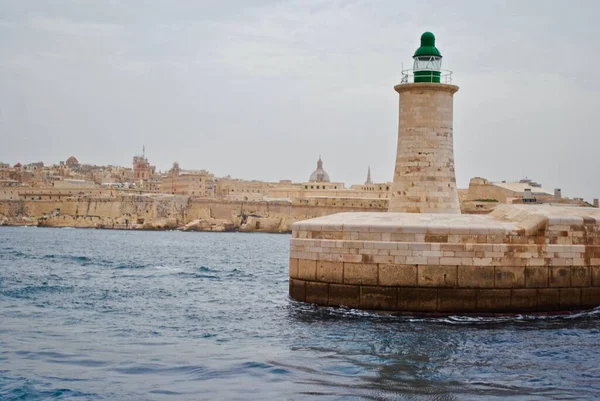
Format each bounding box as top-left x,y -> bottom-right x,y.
1,0 -> 599,200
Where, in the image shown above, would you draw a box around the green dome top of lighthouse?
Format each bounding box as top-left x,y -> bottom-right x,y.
413,31 -> 442,58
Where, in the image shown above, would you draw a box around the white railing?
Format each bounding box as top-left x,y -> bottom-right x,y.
400,69 -> 453,84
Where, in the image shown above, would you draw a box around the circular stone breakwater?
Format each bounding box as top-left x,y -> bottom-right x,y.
289,205 -> 600,313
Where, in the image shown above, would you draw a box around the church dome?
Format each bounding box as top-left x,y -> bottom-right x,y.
308,156 -> 330,182
65,156 -> 79,166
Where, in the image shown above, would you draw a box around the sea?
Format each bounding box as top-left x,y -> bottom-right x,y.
1,226 -> 600,400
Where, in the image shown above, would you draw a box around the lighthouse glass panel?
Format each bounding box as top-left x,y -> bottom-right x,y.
413,56 -> 442,71
413,56 -> 442,83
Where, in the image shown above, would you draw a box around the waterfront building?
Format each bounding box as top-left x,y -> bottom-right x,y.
160,162 -> 215,197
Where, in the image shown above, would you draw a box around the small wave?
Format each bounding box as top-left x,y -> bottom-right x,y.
149,389 -> 185,395
1,284 -> 74,299
115,263 -> 149,269
288,301 -> 600,325
177,272 -> 220,280
152,265 -> 180,272
0,376 -> 95,400
226,268 -> 254,278
11,251 -> 27,258
437,307 -> 600,325
42,254 -> 96,265
173,266 -> 221,279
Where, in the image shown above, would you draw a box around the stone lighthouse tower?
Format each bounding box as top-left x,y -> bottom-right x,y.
388,32 -> 460,214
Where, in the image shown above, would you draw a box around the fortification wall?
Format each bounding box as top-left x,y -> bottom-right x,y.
0,195 -> 387,232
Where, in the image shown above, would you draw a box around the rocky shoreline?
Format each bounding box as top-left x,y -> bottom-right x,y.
0,196 -> 392,235
0,215 -> 292,233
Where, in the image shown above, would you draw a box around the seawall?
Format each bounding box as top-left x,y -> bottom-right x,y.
0,195 -> 388,233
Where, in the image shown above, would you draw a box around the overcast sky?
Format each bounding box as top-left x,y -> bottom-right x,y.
1,0 -> 599,201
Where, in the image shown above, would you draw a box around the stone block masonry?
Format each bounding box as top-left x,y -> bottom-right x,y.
0,195 -> 389,232
388,83 -> 460,214
289,205 -> 600,313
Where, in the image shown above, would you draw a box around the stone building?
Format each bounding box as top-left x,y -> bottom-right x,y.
160,162 -> 215,197
462,177 -> 590,206
0,179 -> 23,200
266,158 -> 393,201
0,163 -> 10,180
349,182 -> 391,198
55,161 -> 71,178
132,148 -> 155,186
215,178 -> 275,200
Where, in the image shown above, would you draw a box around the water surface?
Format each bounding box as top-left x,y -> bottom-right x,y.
1,227 -> 599,400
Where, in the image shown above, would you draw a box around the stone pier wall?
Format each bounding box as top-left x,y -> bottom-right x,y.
289,205 -> 600,313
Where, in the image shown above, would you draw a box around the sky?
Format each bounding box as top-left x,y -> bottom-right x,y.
1,0 -> 599,201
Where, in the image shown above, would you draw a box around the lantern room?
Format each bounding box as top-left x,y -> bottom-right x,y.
413,31 -> 442,83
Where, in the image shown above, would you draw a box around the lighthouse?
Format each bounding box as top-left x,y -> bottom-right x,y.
388,32 -> 461,214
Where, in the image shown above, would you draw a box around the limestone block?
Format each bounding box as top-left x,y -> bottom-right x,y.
407,256 -> 429,265
328,284 -> 360,308
537,289 -> 560,312
297,259 -> 317,281
289,279 -> 306,302
397,288 -> 437,312
378,264 -> 418,286
418,265 -> 457,288
571,266 -> 591,287
510,289 -> 537,311
457,266 -> 495,288
592,266 -> 600,287
316,261 -> 344,283
494,266 -> 525,288
360,286 -> 397,310
289,258 -> 299,278
476,289 -> 512,312
343,263 -> 378,285
525,266 -> 548,288
549,267 -> 571,287
559,288 -> 581,309
305,282 -> 329,305
437,289 -> 477,312
582,288 -> 600,308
